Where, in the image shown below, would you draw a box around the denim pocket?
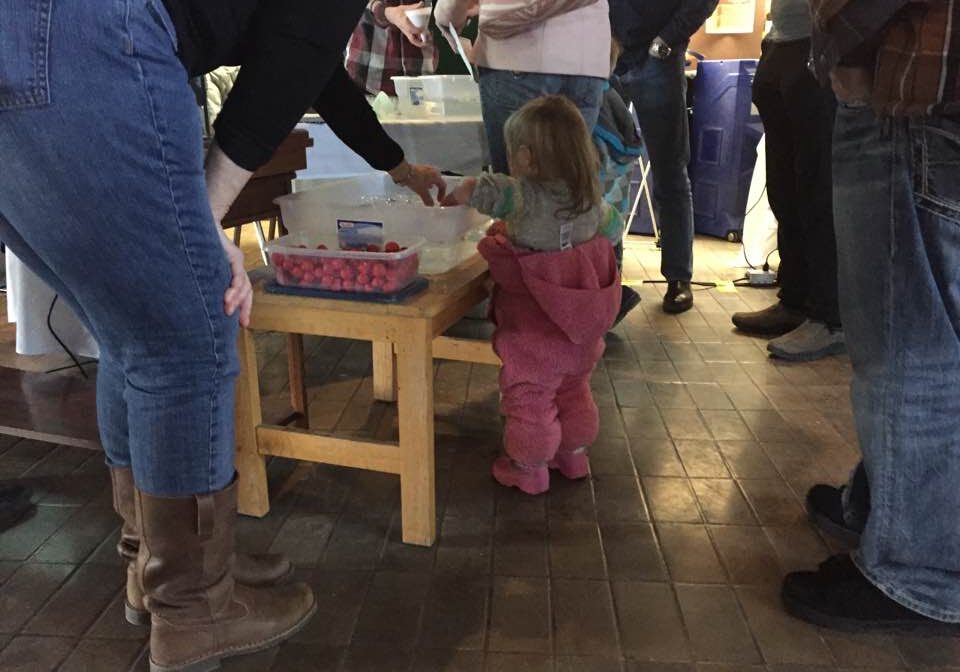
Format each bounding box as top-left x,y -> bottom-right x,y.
0,0 -> 53,111
915,121 -> 960,222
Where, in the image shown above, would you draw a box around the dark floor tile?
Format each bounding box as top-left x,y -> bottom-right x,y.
436,517 -> 493,575
642,477 -> 702,524
690,479 -> 756,525
600,523 -> 667,581
548,478 -> 598,523
343,470 -> 402,515
896,635 -> 960,667
293,571 -> 371,646
0,560 -> 19,585
322,513 -> 390,571
674,584 -> 762,665
625,664 -> 693,672
674,441 -> 730,478
381,513 -> 438,572
488,577 -> 551,654
716,441 -> 780,479
493,519 -> 548,577
552,579 -> 619,656
719,384 -> 773,411
700,410 -> 755,441
613,381 -> 656,409
594,476 -> 649,523
0,635 -> 75,671
33,504 -> 118,564
548,522 -> 607,580
352,571 -> 431,652
484,652 -> 552,672
268,512 -> 336,566
58,638 -> 143,672
660,409 -> 711,441
0,562 -> 75,633
0,440 -> 57,480
269,643 -> 343,672
23,563 -> 118,636
613,581 -> 690,662
421,576 -> 488,651
631,440 -> 686,478
686,384 -> 733,411
0,504 -> 75,561
765,526 -> 831,575
740,410 -> 797,443
735,585 -> 834,665
708,525 -> 783,585
413,649 -> 485,672
656,524 -> 726,583
590,438 -> 636,476
649,382 -> 697,409
495,487 -> 547,523
557,657 -> 623,672
738,479 -> 806,526
85,591 -> 151,641
620,407 -> 668,439
342,646 -> 414,672
821,632 -> 904,669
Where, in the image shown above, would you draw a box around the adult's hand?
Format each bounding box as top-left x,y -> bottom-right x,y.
384,2 -> 432,48
434,0 -> 477,32
831,66 -> 873,104
220,233 -> 253,327
390,161 -> 448,205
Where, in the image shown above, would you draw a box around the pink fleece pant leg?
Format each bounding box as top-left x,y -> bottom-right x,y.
549,373 -> 598,479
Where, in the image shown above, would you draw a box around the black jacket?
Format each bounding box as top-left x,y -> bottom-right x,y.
609,0 -> 719,68
161,0 -> 404,172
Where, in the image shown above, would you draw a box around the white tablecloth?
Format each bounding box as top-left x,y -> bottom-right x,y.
297,113 -> 489,181
5,252 -> 99,358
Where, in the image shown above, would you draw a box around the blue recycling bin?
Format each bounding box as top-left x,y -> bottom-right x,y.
690,59 -> 763,241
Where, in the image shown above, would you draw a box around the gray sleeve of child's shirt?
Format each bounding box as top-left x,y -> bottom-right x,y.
469,173 -> 524,220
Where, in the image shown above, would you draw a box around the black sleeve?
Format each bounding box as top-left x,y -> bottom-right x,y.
311,66 -> 405,172
212,0 -> 368,171
659,0 -> 719,47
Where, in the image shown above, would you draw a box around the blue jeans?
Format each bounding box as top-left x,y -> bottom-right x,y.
0,0 -> 238,497
477,67 -> 605,174
834,104 -> 960,622
620,52 -> 695,282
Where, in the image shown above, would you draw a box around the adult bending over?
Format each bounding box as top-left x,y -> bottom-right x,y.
0,1 -> 442,670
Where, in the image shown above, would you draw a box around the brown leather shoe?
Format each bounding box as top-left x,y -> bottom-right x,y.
136,478 -> 315,672
110,468 -> 294,626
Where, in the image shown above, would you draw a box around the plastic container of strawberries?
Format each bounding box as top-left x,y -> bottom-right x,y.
266,233 -> 423,296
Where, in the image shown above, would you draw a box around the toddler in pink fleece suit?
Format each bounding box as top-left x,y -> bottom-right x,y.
445,95 -> 621,494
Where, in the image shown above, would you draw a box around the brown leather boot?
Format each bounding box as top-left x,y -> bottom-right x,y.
137,478 -> 316,672
110,468 -> 293,626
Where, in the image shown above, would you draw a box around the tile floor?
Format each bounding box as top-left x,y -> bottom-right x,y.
1,235 -> 958,671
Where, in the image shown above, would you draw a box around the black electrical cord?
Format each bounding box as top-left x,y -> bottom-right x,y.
47,295 -> 88,379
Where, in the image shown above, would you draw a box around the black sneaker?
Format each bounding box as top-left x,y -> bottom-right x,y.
782,554 -> 960,635
732,302 -> 805,336
611,285 -> 641,328
0,481 -> 33,532
806,484 -> 864,547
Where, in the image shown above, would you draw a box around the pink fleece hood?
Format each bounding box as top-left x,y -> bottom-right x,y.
478,234 -> 621,345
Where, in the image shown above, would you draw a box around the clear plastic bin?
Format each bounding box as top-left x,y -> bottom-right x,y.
266,233 -> 423,295
275,175 -> 488,273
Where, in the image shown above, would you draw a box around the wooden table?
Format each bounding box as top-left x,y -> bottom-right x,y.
235,255 -> 499,546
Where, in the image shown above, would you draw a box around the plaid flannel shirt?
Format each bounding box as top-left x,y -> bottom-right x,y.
811,0 -> 960,116
345,1 -> 438,98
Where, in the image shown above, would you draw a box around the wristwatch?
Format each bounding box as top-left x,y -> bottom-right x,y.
649,38 -> 672,60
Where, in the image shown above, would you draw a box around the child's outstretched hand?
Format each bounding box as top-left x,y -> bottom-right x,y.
486,219 -> 508,237
441,177 -> 477,207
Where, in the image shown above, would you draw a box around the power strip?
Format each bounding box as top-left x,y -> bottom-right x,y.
747,269 -> 777,286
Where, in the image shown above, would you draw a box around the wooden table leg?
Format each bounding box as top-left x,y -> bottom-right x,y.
287,334 -> 308,428
372,341 -> 397,403
395,322 -> 436,546
235,327 -> 270,517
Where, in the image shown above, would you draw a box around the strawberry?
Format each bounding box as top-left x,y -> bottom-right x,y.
366,243 -> 381,252
384,241 -> 401,253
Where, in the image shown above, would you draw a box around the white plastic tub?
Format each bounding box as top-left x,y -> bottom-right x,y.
392,75 -> 480,117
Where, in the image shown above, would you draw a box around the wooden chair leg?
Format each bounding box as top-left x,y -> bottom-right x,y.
395,322 -> 436,546
233,225 -> 242,246
235,327 -> 270,517
372,341 -> 397,403
268,217 -> 278,241
287,333 -> 308,428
